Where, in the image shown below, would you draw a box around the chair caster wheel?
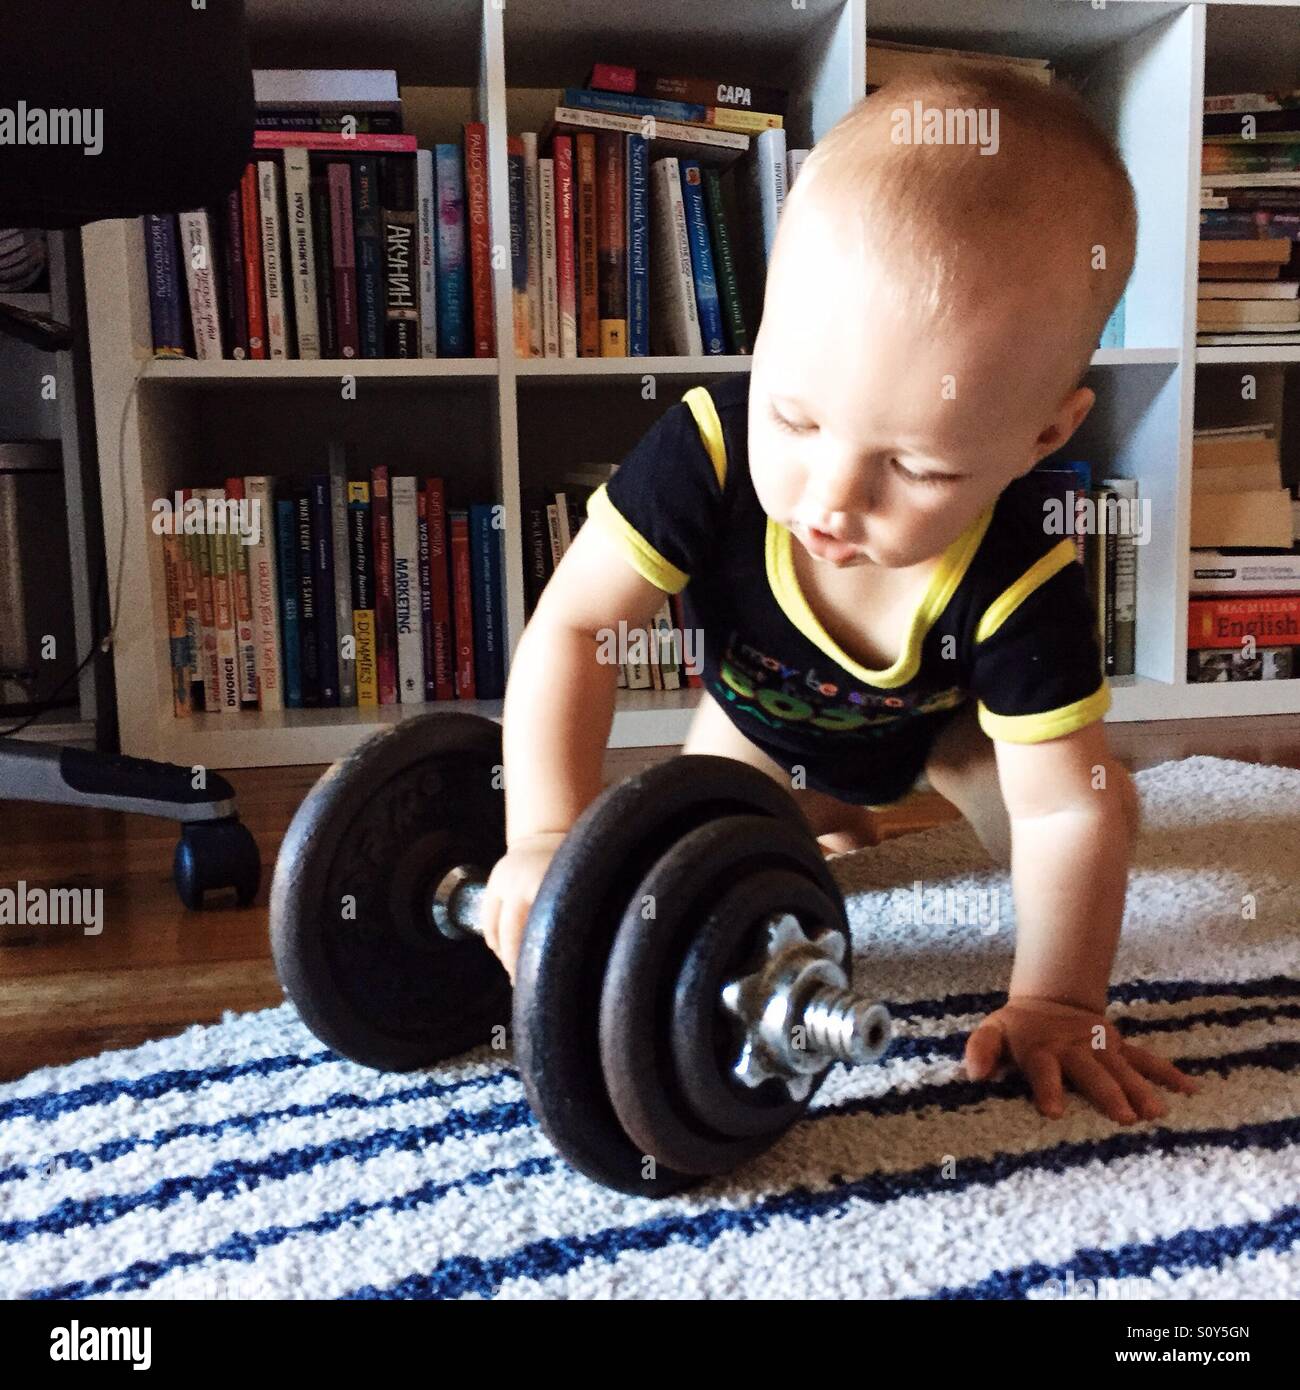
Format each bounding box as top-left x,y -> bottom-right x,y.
174,817 -> 261,909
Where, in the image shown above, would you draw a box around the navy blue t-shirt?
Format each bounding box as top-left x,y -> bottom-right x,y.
585,373 -> 1110,805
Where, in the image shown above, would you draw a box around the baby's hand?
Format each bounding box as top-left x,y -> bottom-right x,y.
963,996 -> 1200,1124
478,831 -> 568,984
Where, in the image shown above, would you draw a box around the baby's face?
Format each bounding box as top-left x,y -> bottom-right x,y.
748,211 -> 1091,572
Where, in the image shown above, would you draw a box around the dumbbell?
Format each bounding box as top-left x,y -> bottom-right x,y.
269,711 -> 892,1197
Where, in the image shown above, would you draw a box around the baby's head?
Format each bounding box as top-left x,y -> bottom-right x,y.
749,64 -> 1137,570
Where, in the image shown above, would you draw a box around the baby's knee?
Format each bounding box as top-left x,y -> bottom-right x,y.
1110,761 -> 1140,844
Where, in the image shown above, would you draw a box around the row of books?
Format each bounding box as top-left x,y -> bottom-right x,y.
158,456 -> 505,716
1200,86 -> 1300,345
147,69 -> 495,360
1023,462 -> 1139,680
1189,424 -> 1299,551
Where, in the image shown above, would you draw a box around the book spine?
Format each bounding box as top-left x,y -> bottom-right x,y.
216,190 -> 249,358
352,155 -> 385,358
703,166 -> 749,353
143,214 -> 186,357
347,481 -> 378,708
426,478 -> 455,699
560,87 -> 783,133
417,487 -> 436,700
309,169 -> 338,359
755,127 -> 787,263
245,476 -> 283,711
596,132 -> 626,356
162,532 -> 192,716
239,163 -> 267,358
225,478 -> 260,705
522,132 -> 544,358
326,161 -> 359,358
469,504 -> 504,699
538,157 -> 560,357
381,154 -> 421,357
328,446 -> 356,706
208,493 -> 241,712
257,160 -> 293,358
464,123 -> 495,356
295,486 -> 321,706
309,475 -> 339,705
193,503 -> 219,707
449,510 -> 476,697
575,133 -> 600,356
177,493 -> 202,701
521,487 -> 553,614
507,137 -> 531,357
370,465 -> 398,703
275,496 -> 303,708
626,134 -> 650,356
587,62 -> 789,116
1103,478 -> 1139,678
416,149 -> 439,357
435,143 -> 469,356
679,161 -> 724,353
653,599 -> 681,689
391,475 -> 424,703
554,136 -> 578,357
283,148 -> 321,358
177,209 -> 223,360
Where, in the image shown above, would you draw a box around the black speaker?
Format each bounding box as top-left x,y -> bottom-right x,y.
0,0 -> 255,228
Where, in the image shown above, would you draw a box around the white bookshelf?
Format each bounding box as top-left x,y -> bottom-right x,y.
81,0 -> 1300,769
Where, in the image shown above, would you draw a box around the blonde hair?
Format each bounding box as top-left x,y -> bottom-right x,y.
776,64 -> 1138,399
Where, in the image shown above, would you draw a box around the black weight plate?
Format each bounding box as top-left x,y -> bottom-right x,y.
599,817 -> 848,1175
270,712 -> 511,1071
672,865 -> 850,1141
514,755 -> 813,1198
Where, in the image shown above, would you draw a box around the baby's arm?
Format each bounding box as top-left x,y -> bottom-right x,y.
480,518 -> 673,977
964,721 -> 1198,1120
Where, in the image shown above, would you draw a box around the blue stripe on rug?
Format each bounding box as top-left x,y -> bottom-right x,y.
921,1201 -> 1300,1299
339,1117 -> 1300,1300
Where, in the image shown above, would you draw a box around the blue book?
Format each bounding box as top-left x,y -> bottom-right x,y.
468,503 -> 504,700
351,155 -> 385,358
143,214 -> 185,357
560,87 -> 708,126
294,486 -> 321,707
434,144 -> 469,356
678,160 -> 725,354
626,134 -> 650,356
309,474 -> 340,706
274,498 -> 302,708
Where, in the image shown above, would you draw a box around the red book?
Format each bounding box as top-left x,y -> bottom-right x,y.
1187,594 -> 1300,648
450,510 -> 476,698
254,131 -> 418,153
575,133 -> 599,357
327,162 -> 360,359
239,163 -> 267,359
553,136 -> 576,357
426,478 -> 455,699
596,131 -> 627,356
463,122 -> 495,356
370,466 -> 398,704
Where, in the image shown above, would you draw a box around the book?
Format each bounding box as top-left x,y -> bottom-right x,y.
546,106 -> 749,162
649,156 -> 702,355
538,156 -> 560,357
626,133 -> 650,356
347,481 -> 378,708
596,133 -> 626,355
294,484 -> 321,706
214,187 -> 249,359
507,136 -> 531,357
309,170 -> 337,358
391,474 -> 424,703
256,160 -> 293,357
275,495 -> 303,708
207,489 -> 241,713
328,443 -> 356,706
224,479 -> 260,705
192,499 -> 219,707
239,163 -> 267,358
560,87 -> 782,136
415,148 -> 439,357
434,143 -> 469,356
449,510 -> 476,697
469,503 -> 505,699
1100,478 -> 1138,678
555,135 -> 579,356
282,147 -> 321,358
522,133 -> 545,358
380,153 -> 420,356
326,161 -> 360,358
245,476 -> 283,711
576,133 -> 600,356
1191,550 -> 1300,593
144,214 -> 186,357
177,209 -> 223,360
464,122 -> 495,355
352,155 -> 385,358
162,533 -> 191,716
1190,489 -> 1294,549
703,165 -> 748,353
417,486 -> 436,700
370,465 -> 398,703
865,38 -> 1052,89
308,474 -> 339,705
586,63 -> 789,116
426,478 -> 455,700
679,160 -> 725,353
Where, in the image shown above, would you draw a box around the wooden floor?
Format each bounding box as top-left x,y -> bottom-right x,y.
2,714 -> 1299,1081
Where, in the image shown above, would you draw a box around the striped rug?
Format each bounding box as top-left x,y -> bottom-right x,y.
2,753 -> 1297,1300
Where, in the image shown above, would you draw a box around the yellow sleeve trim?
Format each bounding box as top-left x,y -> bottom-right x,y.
975,539 -> 1078,643
584,484 -> 689,594
681,386 -> 728,492
977,681 -> 1112,744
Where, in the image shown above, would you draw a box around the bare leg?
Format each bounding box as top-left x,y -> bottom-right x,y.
922,702 -> 1012,866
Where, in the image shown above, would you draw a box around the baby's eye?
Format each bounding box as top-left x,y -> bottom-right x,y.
769,402 -> 817,435
890,458 -> 954,487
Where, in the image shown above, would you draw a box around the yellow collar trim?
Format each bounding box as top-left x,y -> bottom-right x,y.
765,505 -> 996,689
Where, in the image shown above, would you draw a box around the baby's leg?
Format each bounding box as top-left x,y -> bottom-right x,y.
681,691 -> 877,855
923,701 -> 1012,865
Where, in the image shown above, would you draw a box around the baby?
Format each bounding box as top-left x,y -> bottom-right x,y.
482,65 -> 1198,1125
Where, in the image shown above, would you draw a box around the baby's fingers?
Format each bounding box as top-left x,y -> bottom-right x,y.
1121,1042 -> 1200,1096
1062,1051 -> 1138,1124
1022,1050 -> 1065,1119
963,1018 -> 1007,1081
